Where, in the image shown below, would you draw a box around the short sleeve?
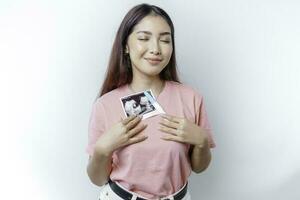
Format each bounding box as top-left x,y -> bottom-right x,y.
195,95 -> 216,148
86,99 -> 107,156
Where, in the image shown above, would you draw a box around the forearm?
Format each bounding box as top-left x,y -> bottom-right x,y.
190,140 -> 211,173
86,148 -> 112,186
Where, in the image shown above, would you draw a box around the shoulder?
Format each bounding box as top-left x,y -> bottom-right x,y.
94,85 -> 127,107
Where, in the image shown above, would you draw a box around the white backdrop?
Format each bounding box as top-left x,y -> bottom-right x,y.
1,0 -> 299,199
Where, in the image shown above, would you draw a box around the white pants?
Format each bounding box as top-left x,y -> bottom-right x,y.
98,182 -> 192,200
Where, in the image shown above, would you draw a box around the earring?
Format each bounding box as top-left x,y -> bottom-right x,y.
124,48 -> 129,54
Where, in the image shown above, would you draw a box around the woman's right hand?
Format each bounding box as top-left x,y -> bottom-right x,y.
94,115 -> 148,155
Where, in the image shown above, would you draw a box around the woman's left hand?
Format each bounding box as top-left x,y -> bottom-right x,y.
158,114 -> 209,148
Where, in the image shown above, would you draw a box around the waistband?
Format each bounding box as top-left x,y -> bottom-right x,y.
108,179 -> 188,200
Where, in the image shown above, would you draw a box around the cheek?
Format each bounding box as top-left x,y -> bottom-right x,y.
132,43 -> 146,55
162,46 -> 173,63
163,45 -> 173,57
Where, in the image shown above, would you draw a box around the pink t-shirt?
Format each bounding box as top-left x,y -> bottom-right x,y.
86,81 -> 215,199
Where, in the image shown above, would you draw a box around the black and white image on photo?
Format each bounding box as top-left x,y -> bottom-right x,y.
120,90 -> 164,120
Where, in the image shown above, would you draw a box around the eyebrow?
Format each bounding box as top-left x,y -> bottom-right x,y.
136,31 -> 171,36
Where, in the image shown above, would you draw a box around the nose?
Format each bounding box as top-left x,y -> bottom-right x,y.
149,40 -> 161,55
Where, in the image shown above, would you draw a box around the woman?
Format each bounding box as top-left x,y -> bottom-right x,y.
86,3 -> 216,200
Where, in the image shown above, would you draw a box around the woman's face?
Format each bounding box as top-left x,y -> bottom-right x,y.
126,15 -> 173,78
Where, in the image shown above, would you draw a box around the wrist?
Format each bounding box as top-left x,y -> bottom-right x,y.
195,136 -> 209,149
94,144 -> 114,158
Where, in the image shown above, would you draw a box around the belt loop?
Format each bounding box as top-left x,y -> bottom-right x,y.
131,195 -> 137,200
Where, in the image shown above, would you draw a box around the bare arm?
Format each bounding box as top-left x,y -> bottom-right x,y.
189,138 -> 211,173
86,115 -> 147,186
86,148 -> 113,186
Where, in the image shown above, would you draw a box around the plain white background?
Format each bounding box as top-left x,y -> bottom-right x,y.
0,0 -> 299,199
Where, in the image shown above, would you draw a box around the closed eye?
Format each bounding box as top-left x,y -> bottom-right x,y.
160,40 -> 170,43
138,38 -> 170,43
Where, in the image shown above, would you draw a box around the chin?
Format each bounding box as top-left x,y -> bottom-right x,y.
144,69 -> 164,77
133,63 -> 166,77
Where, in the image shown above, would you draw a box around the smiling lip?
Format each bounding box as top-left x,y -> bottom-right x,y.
145,58 -> 162,65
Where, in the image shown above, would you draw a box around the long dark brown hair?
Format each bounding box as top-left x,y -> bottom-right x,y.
97,3 -> 180,99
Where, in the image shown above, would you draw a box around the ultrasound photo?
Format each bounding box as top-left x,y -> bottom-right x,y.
120,90 -> 165,120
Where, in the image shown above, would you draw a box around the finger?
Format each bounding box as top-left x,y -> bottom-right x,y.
127,135 -> 148,145
127,123 -> 147,137
160,135 -> 184,143
158,125 -> 181,136
121,115 -> 137,125
126,115 -> 142,130
159,118 -> 179,129
161,114 -> 182,123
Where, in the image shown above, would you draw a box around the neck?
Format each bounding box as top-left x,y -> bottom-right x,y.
129,75 -> 165,98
